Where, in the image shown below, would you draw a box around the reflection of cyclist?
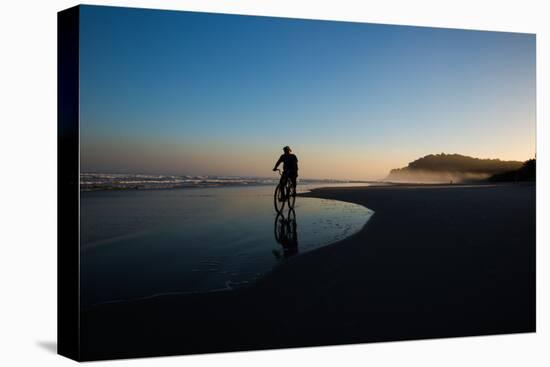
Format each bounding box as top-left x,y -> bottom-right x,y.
273,209 -> 299,260
272,146 -> 298,194
279,217 -> 298,258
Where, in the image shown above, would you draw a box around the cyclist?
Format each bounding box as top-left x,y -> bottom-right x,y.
273,146 -> 298,195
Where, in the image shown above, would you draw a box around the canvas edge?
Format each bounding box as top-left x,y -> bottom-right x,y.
57,4 -> 81,362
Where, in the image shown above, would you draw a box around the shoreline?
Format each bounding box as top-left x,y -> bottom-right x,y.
79,177 -> 377,192
78,180 -> 501,192
81,183 -> 535,361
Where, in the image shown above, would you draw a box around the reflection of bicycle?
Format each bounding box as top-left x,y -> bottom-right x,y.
273,208 -> 299,259
274,169 -> 296,213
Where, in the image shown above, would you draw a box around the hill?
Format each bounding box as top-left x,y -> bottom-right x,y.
386,153 -> 523,183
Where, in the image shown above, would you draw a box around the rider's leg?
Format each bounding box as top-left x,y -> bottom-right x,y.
282,174 -> 288,187
290,175 -> 297,196
280,172 -> 288,197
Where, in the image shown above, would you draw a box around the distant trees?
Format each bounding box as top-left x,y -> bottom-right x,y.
488,159 -> 536,182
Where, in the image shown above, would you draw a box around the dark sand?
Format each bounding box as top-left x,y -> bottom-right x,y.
81,183 -> 535,361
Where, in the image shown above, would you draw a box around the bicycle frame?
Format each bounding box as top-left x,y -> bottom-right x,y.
274,169 -> 295,213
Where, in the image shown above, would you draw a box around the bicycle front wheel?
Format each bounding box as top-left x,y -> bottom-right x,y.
274,184 -> 286,213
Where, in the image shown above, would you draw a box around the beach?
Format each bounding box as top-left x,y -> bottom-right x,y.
81,183 -> 535,361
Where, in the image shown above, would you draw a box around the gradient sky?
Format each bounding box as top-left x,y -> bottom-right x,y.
79,5 -> 536,180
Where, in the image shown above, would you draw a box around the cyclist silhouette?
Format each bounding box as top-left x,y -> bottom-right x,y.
273,146 -> 298,194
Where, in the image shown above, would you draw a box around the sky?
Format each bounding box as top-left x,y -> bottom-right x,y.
79,5 -> 536,180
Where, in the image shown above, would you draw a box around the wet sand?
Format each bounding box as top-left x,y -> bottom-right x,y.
80,183 -> 535,361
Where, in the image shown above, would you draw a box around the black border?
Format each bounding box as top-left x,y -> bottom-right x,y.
57,5 -> 80,361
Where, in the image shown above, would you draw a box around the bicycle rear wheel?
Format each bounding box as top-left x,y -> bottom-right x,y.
287,183 -> 296,209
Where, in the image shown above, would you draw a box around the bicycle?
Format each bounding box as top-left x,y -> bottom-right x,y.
273,169 -> 296,213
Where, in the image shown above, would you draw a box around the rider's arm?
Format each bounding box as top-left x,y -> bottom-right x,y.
273,155 -> 283,171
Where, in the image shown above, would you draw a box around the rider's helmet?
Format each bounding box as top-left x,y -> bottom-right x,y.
283,146 -> 291,153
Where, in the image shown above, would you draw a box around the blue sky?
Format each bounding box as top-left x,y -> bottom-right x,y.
79,5 -> 536,180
